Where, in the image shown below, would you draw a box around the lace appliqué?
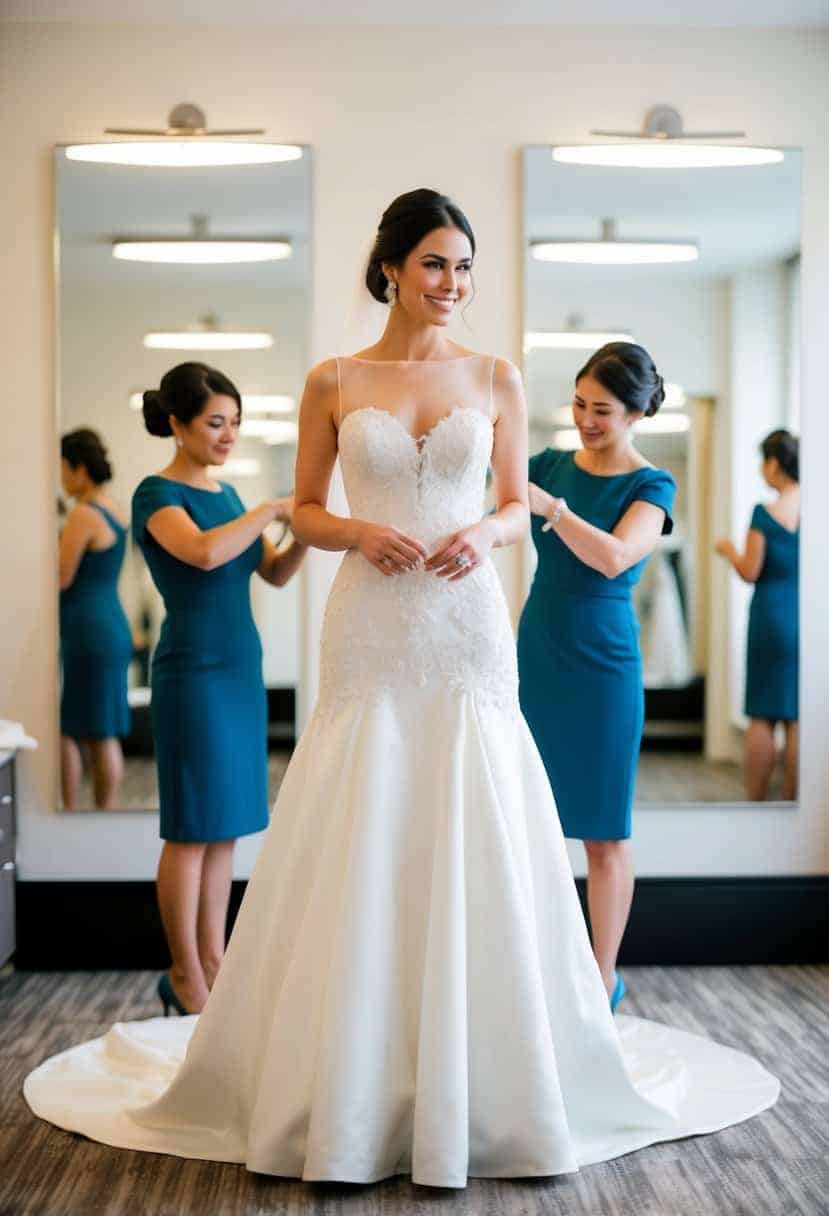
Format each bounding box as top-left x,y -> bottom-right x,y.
317,407 -> 519,718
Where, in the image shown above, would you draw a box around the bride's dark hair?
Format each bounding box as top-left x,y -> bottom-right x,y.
365,188 -> 476,303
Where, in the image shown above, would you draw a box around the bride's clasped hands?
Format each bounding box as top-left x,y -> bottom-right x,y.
355,517 -> 496,579
425,517 -> 498,579
355,519 -> 428,575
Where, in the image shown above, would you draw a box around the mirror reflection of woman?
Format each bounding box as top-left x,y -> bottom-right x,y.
133,363 -> 306,1016
518,344 -> 676,1012
715,430 -> 800,800
59,429 -> 132,810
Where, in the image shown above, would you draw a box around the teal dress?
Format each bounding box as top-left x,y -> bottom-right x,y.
132,476 -> 269,843
745,503 -> 799,722
518,450 -> 675,840
60,503 -> 132,741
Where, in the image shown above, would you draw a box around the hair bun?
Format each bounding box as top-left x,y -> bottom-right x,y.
366,257 -> 388,305
142,388 -> 173,438
646,373 -> 665,418
60,427 -> 113,484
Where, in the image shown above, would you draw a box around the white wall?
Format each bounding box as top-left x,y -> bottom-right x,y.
1,22 -> 827,881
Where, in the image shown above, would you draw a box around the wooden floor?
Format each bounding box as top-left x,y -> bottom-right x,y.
1,966 -> 826,1215
69,751 -> 790,812
634,751 -> 791,803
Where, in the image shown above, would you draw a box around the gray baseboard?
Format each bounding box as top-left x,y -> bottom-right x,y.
13,876 -> 828,970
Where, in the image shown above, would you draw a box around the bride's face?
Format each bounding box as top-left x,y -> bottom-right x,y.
388,226 -> 473,327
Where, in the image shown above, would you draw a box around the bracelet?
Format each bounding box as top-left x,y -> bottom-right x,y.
541,498 -> 566,532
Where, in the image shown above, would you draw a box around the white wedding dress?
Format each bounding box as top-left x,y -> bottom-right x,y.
24,355 -> 778,1188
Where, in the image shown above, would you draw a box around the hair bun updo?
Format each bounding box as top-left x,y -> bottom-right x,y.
646,373 -> 666,418
142,388 -> 173,438
140,363 -> 242,439
576,341 -> 666,419
60,428 -> 113,484
364,187 -> 477,304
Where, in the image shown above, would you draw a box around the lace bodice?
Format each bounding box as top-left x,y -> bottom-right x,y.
335,354 -> 495,546
337,406 -> 493,550
316,355 -> 519,717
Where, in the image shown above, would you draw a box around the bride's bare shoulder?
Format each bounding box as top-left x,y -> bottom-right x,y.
304,358 -> 340,394
490,357 -> 524,391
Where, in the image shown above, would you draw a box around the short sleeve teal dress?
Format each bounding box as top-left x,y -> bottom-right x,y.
744,503 -> 799,722
517,450 -> 675,840
60,502 -> 133,741
132,476 -> 269,843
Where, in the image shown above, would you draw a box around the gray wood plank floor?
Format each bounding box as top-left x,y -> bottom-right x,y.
0,966 -> 826,1215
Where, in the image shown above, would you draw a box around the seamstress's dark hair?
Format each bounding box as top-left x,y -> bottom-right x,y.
761,429 -> 799,482
142,362 -> 241,438
576,342 -> 665,417
60,428 -> 113,484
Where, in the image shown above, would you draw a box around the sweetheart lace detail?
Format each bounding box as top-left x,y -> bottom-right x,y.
317,406 -> 518,718
339,404 -> 492,450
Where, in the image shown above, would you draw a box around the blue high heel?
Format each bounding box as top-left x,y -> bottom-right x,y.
610,970 -> 627,1012
157,973 -> 188,1017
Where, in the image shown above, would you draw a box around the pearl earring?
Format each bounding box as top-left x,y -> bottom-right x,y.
384,280 -> 397,306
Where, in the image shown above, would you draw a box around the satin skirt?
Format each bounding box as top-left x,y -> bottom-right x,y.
24,685 -> 778,1187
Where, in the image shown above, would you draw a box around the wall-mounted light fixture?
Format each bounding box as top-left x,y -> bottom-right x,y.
552,106 -> 783,170
114,216 -> 292,265
531,220 -> 698,266
67,104 -> 302,168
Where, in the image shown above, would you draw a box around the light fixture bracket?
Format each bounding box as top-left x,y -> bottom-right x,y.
105,102 -> 265,138
591,104 -> 745,142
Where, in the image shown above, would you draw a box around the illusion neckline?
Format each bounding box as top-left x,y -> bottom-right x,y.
345,354 -> 480,366
339,404 -> 492,447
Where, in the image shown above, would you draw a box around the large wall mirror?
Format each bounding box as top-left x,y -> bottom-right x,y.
55,147 -> 312,811
523,145 -> 801,805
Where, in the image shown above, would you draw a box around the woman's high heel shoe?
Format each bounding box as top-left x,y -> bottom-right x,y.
157,972 -> 188,1017
610,970 -> 627,1013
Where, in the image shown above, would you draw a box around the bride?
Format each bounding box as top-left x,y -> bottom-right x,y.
24,188 -> 778,1188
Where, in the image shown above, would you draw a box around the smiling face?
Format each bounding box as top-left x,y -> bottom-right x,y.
384,225 -> 473,328
572,373 -> 640,452
170,393 -> 240,467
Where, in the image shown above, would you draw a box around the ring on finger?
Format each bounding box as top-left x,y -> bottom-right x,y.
454,553 -> 472,569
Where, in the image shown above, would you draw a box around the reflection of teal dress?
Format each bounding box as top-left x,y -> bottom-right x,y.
60,503 -> 132,741
518,450 -> 675,840
132,476 -> 269,843
745,503 -> 799,722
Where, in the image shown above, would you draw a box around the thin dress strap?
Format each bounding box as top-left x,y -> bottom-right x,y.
335,357 -> 343,427
489,356 -> 496,420
87,501 -> 124,532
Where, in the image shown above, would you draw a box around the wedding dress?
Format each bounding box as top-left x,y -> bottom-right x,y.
24,355 -> 778,1188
